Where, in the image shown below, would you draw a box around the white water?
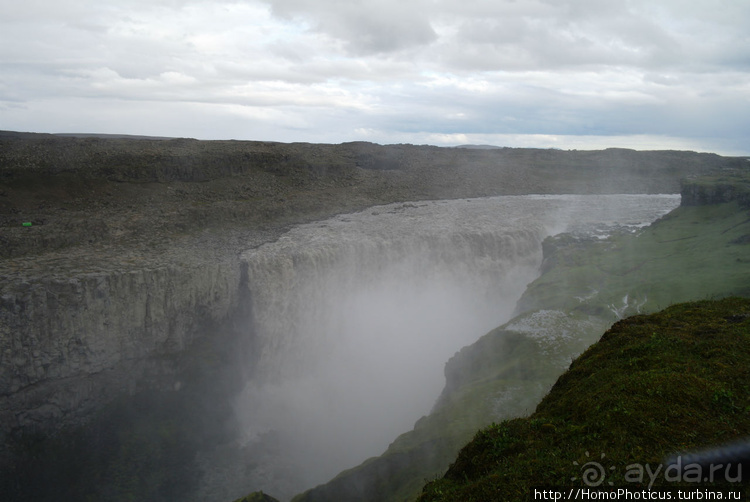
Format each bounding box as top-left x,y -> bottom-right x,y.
231,194 -> 679,499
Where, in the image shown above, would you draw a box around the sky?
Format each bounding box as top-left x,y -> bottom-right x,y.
1,0 -> 749,155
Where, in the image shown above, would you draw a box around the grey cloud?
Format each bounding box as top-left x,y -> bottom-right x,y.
354,65 -> 750,143
264,0 -> 437,55
434,2 -> 685,71
433,0 -> 748,73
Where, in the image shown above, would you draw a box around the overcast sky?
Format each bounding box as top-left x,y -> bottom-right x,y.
1,0 -> 748,154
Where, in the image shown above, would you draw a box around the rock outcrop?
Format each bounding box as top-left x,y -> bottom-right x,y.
0,257 -> 242,438
680,172 -> 750,206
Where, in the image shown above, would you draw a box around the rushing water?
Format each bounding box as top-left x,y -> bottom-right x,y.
219,194 -> 679,500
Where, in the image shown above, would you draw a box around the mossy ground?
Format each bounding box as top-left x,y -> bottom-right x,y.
418,297 -> 750,501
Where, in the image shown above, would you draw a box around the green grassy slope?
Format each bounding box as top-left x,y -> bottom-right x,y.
418,297 -> 750,501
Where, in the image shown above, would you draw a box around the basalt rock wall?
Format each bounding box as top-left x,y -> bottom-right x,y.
0,258 -> 242,442
680,174 -> 750,207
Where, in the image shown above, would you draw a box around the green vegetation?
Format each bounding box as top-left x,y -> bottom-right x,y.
418,297 -> 750,501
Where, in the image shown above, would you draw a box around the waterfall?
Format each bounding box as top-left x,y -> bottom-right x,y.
226,194 -> 679,500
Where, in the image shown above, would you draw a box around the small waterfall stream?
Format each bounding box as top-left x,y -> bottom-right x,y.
224,194 -> 678,499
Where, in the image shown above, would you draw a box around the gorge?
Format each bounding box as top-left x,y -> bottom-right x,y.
0,133 -> 746,501
232,194 -> 678,499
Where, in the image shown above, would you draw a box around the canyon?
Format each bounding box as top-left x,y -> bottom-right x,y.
0,132 -> 746,501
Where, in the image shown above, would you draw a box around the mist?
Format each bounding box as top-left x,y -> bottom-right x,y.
226,194 -> 679,500
238,252 -> 536,488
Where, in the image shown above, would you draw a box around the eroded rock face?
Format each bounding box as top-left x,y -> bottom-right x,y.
680,175 -> 750,207
0,258 -> 242,438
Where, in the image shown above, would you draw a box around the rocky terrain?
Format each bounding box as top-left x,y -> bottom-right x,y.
2,132 -> 743,264
0,131 -> 747,500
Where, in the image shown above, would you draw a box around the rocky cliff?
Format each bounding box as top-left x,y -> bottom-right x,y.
0,257 -> 241,433
680,172 -> 750,207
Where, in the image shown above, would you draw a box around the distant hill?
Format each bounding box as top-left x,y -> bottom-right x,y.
54,132 -> 177,140
0,130 -> 176,140
454,144 -> 504,149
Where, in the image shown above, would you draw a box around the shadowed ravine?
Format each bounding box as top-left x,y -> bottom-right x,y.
218,194 -> 679,501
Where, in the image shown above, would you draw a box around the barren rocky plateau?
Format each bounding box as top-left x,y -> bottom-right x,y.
1,131 -> 745,282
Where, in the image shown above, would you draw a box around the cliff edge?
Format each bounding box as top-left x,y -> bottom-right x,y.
681,172 -> 750,207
